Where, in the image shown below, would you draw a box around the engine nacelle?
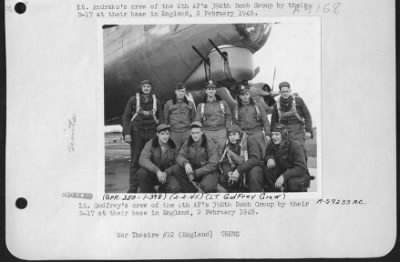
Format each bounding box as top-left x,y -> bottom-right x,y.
209,45 -> 254,82
185,46 -> 255,89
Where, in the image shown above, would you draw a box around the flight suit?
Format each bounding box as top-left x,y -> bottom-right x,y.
219,142 -> 246,192
264,139 -> 310,192
165,134 -> 219,193
137,138 -> 178,193
122,92 -> 162,193
238,131 -> 269,192
233,98 -> 271,136
195,96 -> 232,153
163,97 -> 196,149
271,95 -> 312,145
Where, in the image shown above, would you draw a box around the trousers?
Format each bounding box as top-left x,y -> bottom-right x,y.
137,168 -> 167,193
128,127 -> 156,193
203,129 -> 227,154
170,130 -> 191,150
219,170 -> 245,192
246,165 -> 310,192
165,165 -> 218,193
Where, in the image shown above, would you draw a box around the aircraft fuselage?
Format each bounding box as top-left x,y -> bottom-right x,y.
103,23 -> 271,124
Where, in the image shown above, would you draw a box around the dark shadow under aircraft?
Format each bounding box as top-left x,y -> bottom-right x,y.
103,23 -> 277,125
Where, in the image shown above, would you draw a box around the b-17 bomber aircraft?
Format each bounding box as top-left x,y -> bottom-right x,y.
103,23 -> 277,125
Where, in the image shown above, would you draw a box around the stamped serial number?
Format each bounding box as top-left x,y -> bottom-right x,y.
316,199 -> 366,205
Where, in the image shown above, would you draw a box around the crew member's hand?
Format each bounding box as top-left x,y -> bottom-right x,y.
228,170 -> 240,184
124,134 -> 132,144
228,177 -> 237,184
267,158 -> 276,168
275,175 -> 285,188
227,149 -> 233,158
188,174 -> 195,182
227,172 -> 234,184
305,132 -> 312,139
157,171 -> 167,184
185,163 -> 193,176
265,135 -> 271,144
231,170 -> 240,180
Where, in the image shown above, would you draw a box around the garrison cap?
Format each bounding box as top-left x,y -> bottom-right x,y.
190,121 -> 203,128
156,124 -> 170,133
175,82 -> 186,90
140,80 -> 153,87
227,124 -> 242,134
278,81 -> 290,90
205,80 -> 217,89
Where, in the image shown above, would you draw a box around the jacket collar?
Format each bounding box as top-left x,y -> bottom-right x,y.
172,96 -> 189,105
152,137 -> 176,149
202,94 -> 222,103
237,97 -> 255,107
270,139 -> 290,156
187,134 -> 208,148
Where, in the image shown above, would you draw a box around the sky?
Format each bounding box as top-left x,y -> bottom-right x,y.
252,19 -> 321,128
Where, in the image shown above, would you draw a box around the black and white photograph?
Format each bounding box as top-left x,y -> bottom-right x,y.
4,0 -> 396,259
103,21 -> 321,194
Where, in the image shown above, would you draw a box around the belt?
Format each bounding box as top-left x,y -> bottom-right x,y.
280,119 -> 302,125
133,126 -> 156,131
171,128 -> 190,133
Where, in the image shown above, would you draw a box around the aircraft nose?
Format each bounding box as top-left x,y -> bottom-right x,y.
235,23 -> 272,52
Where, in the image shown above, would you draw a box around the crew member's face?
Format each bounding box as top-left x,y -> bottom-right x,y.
191,127 -> 203,142
175,89 -> 186,100
142,83 -> 152,95
271,131 -> 283,145
239,92 -> 250,103
280,86 -> 291,99
157,130 -> 170,144
205,87 -> 216,97
228,132 -> 240,144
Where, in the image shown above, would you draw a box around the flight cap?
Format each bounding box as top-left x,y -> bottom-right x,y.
227,124 -> 242,134
278,81 -> 290,90
190,121 -> 203,128
239,84 -> 250,94
271,123 -> 288,139
175,82 -> 186,90
205,80 -> 217,89
271,123 -> 287,133
140,80 -> 153,87
156,124 -> 170,133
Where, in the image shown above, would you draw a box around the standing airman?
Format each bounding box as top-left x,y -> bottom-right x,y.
163,83 -> 196,149
195,80 -> 232,153
271,81 -> 312,145
122,80 -> 163,193
233,84 -> 271,137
